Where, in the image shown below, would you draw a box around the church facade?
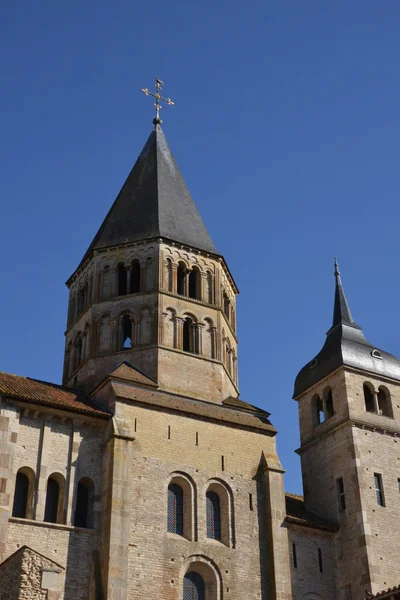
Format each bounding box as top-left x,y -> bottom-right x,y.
0,118 -> 399,600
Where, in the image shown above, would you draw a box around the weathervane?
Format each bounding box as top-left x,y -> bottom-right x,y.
141,78 -> 174,125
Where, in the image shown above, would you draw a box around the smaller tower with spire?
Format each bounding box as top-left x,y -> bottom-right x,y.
294,261 -> 400,598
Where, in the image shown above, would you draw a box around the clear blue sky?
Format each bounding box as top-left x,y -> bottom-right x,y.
1,2 -> 400,493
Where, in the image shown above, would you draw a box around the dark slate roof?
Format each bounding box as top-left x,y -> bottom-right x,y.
80,125 -> 218,265
0,372 -> 111,418
294,262 -> 400,398
285,493 -> 338,532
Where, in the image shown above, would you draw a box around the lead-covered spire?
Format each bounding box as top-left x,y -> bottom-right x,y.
332,258 -> 356,328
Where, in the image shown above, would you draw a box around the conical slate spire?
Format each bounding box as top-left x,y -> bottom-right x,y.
332,258 -> 356,327
81,125 -> 218,264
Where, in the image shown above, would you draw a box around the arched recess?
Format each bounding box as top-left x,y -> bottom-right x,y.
177,262 -> 187,296
164,308 -> 176,348
117,262 -> 127,296
121,314 -> 133,349
183,316 -> 199,354
12,467 -> 35,519
73,477 -> 94,528
377,385 -> 393,417
141,307 -> 151,345
130,259 -> 141,294
205,479 -> 234,547
323,386 -> 334,419
98,313 -> 111,353
203,318 -> 215,359
311,394 -> 324,426
44,473 -> 65,524
189,266 -> 201,300
363,382 -> 376,413
165,259 -> 173,292
181,556 -> 222,600
145,257 -> 153,292
206,271 -> 213,304
167,473 -> 196,541
101,265 -> 111,299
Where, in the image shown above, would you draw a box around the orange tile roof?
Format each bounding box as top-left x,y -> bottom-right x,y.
0,372 -> 110,418
371,585 -> 400,599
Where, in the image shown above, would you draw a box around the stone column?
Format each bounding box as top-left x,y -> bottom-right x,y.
0,400 -> 20,561
139,261 -> 146,292
373,390 -> 380,414
197,323 -> 205,355
258,453 -> 292,600
34,420 -> 51,521
66,422 -> 82,525
99,417 -> 134,600
172,264 -> 178,294
175,317 -> 184,350
200,273 -> 207,303
126,266 -> 132,295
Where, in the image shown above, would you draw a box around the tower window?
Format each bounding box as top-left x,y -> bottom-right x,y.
337,477 -> 346,511
130,260 -> 141,294
292,542 -> 297,569
177,262 -> 186,296
363,383 -> 376,413
372,349 -> 382,359
324,388 -> 334,419
168,483 -> 183,535
188,267 -> 201,300
12,468 -> 34,520
206,490 -> 221,540
117,262 -> 127,296
73,477 -> 94,529
377,386 -> 393,417
183,572 -> 205,600
44,475 -> 64,524
312,394 -> 324,426
121,315 -> 132,349
183,317 -> 198,354
397,478 -> 400,494
223,291 -> 230,319
318,548 -> 323,573
374,473 -> 385,507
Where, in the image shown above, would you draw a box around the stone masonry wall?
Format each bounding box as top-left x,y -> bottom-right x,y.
288,527 -> 336,600
112,397 -> 289,600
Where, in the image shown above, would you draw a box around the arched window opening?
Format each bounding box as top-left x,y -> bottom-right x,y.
206,491 -> 221,540
364,383 -> 376,413
130,260 -> 141,294
44,475 -> 64,524
145,257 -> 153,292
377,387 -> 393,417
166,259 -> 173,292
117,262 -> 127,296
183,318 -> 198,354
183,572 -> 205,600
324,388 -> 334,419
121,315 -> 132,349
189,267 -> 201,300
77,288 -> 85,316
312,394 -> 324,426
74,477 -> 94,528
177,263 -> 186,296
168,483 -> 183,535
101,266 -> 111,299
76,335 -> 83,367
223,292 -> 230,319
12,469 -> 35,519
206,271 -> 213,304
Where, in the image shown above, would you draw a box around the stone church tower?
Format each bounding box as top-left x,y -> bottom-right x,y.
0,114 -> 292,600
293,261 -> 400,599
63,124 -> 238,403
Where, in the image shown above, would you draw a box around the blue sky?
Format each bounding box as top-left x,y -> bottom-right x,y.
1,2 -> 400,493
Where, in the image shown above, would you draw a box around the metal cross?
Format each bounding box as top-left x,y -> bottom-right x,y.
141,78 -> 174,125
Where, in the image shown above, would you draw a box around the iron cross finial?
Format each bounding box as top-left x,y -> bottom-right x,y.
141,78 -> 174,126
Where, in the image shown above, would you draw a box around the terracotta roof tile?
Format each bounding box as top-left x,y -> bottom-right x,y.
370,584 -> 400,599
285,493 -> 338,533
0,372 -> 110,418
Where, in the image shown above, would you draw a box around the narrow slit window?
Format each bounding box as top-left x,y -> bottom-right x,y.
318,548 -> 323,573
374,473 -> 385,507
249,493 -> 253,511
221,455 -> 225,471
292,542 -> 297,569
337,477 -> 346,511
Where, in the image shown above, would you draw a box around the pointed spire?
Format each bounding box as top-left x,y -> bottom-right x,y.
332,258 -> 356,328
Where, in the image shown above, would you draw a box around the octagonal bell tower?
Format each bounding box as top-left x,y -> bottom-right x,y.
62,123 -> 238,404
